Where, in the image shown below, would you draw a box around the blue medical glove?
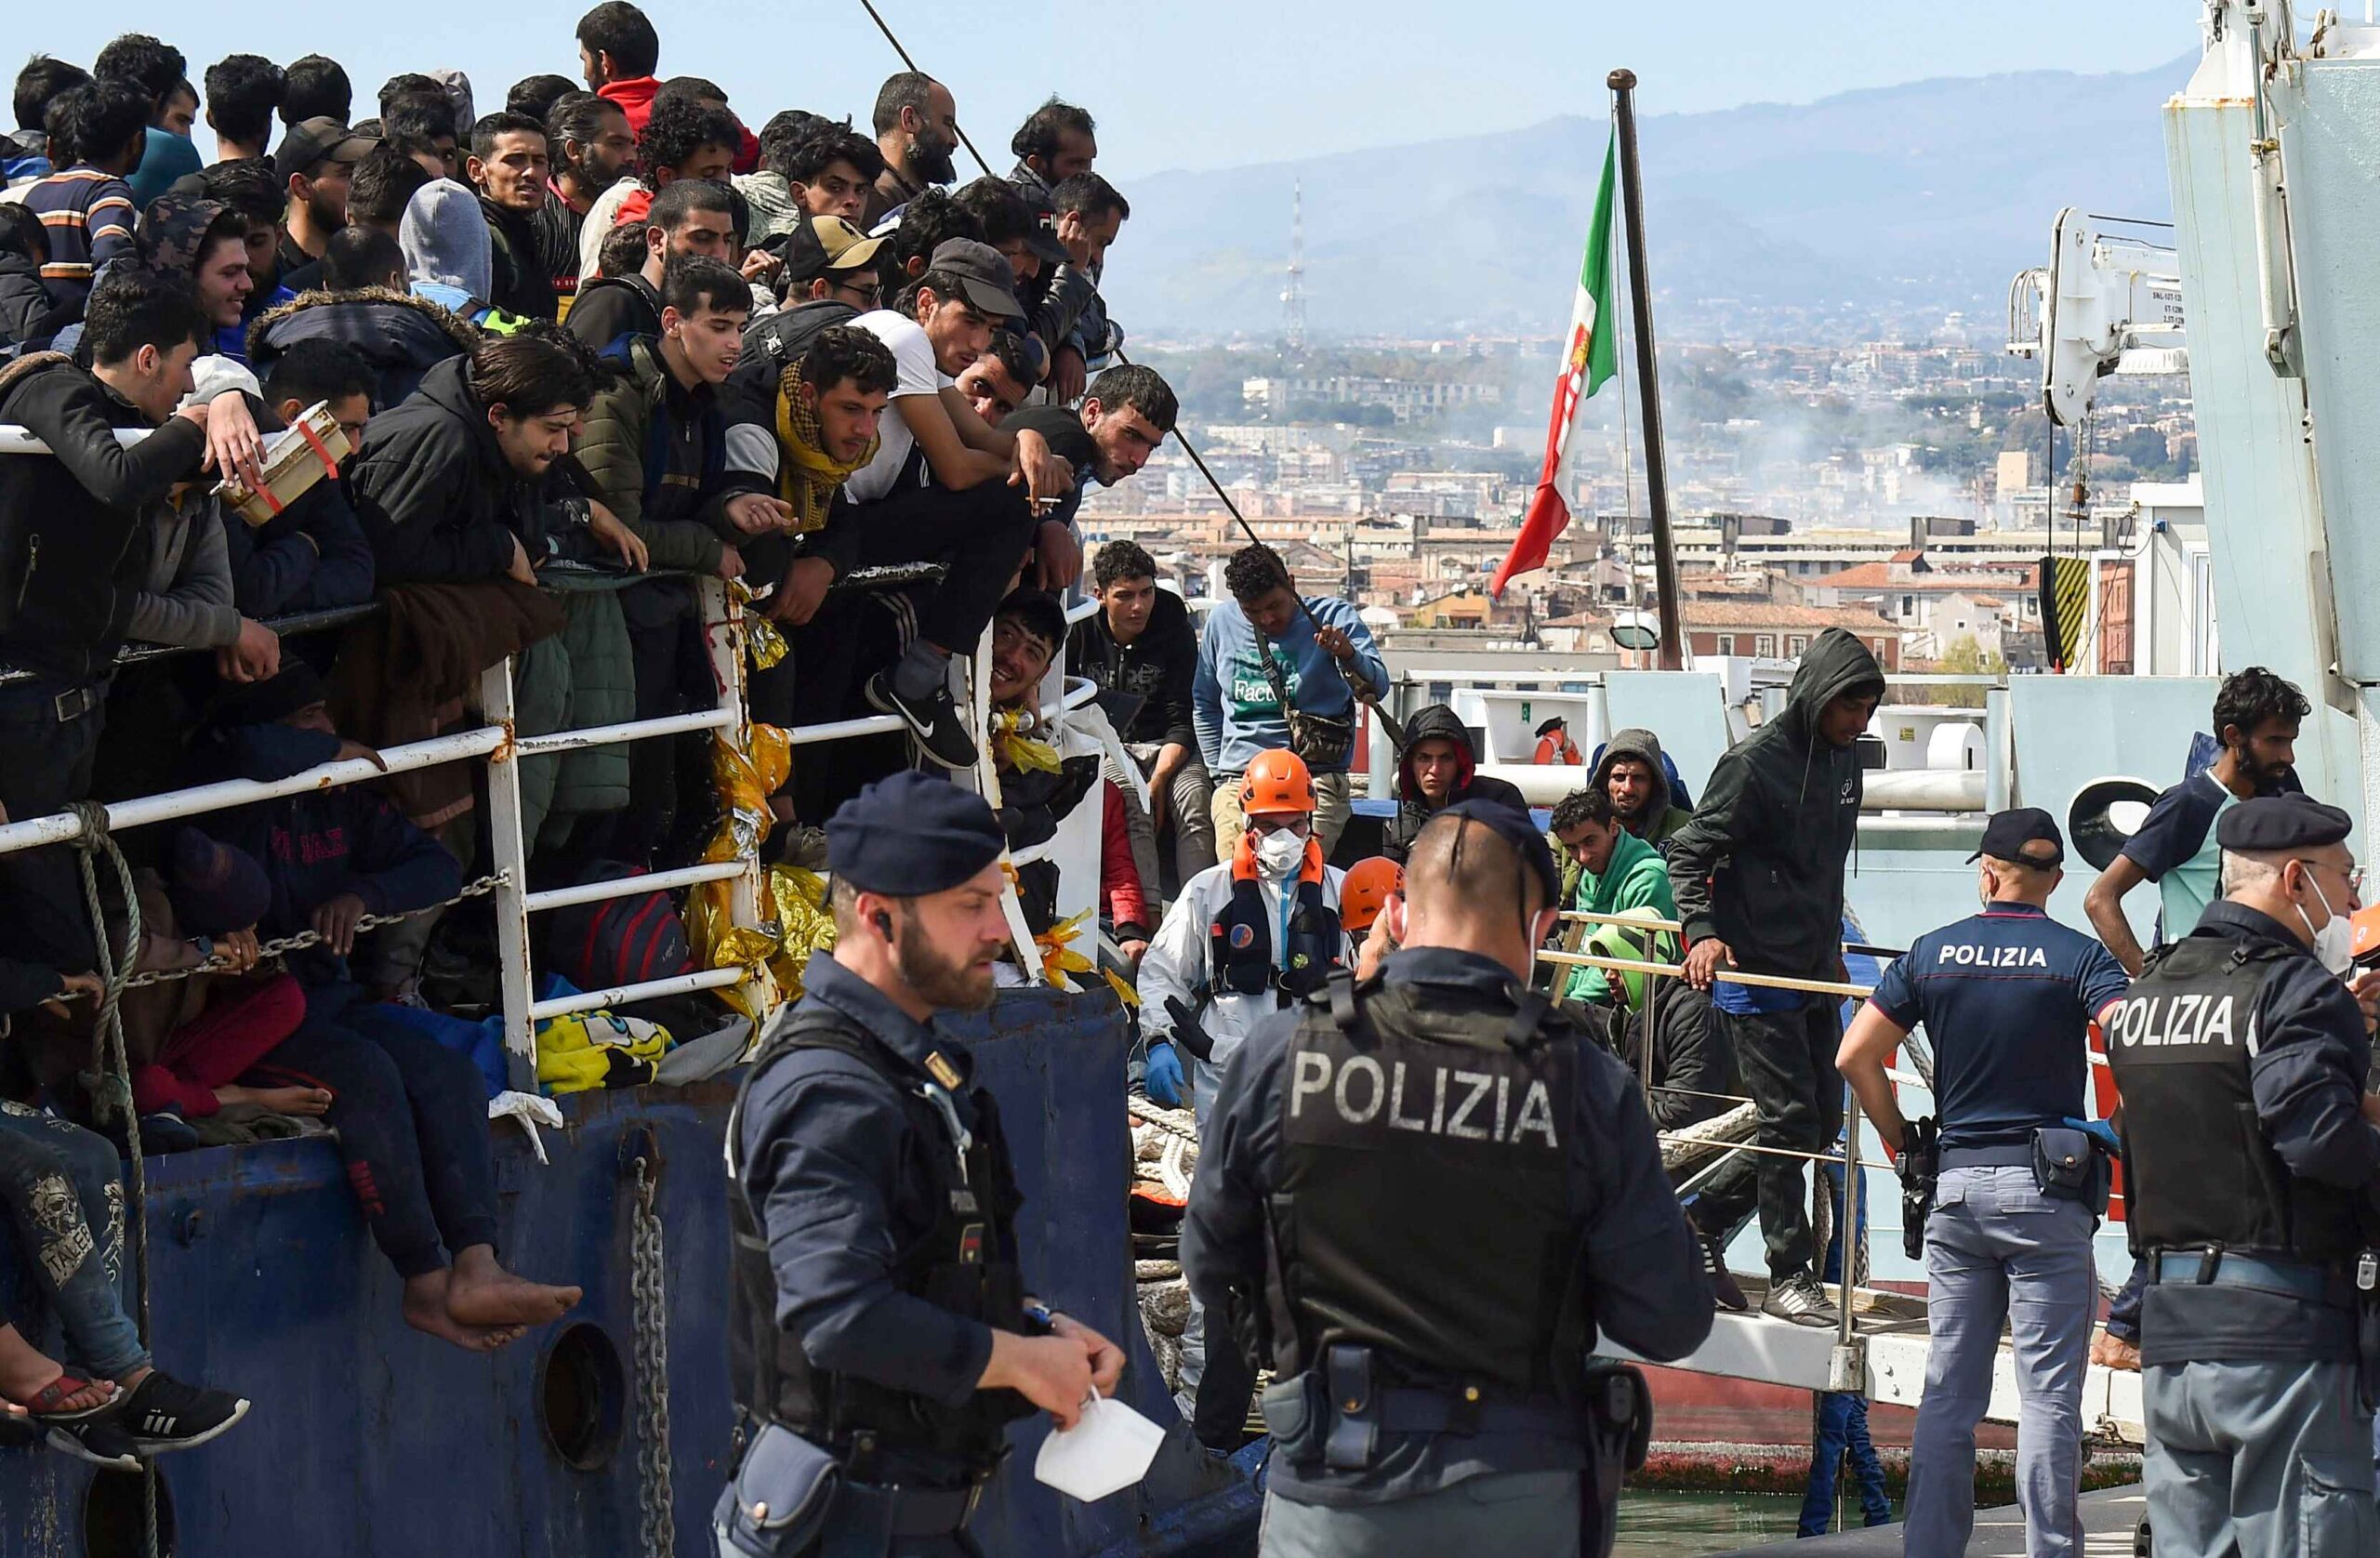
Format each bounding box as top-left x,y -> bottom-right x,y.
2061,1116 -> 2121,1155
1144,1040 -> 1185,1107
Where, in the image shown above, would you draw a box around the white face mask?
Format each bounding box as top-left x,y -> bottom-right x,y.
2297,872 -> 2355,978
1254,828 -> 1307,878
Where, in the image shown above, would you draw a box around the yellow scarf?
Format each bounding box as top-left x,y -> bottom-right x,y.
774,370 -> 877,535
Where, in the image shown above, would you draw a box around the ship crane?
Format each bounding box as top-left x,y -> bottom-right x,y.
2008,207 -> 2188,427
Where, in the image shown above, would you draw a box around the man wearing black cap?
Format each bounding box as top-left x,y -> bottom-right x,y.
1836,808 -> 2131,1554
2104,793 -> 2380,1555
271,116 -> 376,279
1183,798 -> 1710,1551
725,235 -> 1078,772
721,772 -> 1125,1554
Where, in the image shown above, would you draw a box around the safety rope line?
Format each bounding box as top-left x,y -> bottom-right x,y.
67,799 -> 160,1558
52,873 -> 509,1000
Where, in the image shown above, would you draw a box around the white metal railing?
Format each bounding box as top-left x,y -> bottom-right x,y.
0,570 -> 1081,1096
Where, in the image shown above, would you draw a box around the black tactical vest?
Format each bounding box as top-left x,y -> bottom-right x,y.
726,1005 -> 1034,1472
2105,932 -> 2368,1265
1210,874 -> 1342,1001
1264,972 -> 1588,1397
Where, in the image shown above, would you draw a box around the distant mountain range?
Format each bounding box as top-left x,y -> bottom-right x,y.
1101,56 -> 2190,339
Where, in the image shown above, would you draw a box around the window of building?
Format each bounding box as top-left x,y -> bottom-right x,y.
1900,594 -> 1914,615
1755,634 -> 1777,656
1788,635 -> 1809,654
1953,617 -> 1966,630
1716,635 -> 1737,655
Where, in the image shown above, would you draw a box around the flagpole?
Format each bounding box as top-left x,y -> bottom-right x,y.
1607,70 -> 1685,671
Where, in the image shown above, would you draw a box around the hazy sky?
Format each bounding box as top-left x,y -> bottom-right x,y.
32,1 -> 2195,178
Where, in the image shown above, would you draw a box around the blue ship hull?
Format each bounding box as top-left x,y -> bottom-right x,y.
0,988 -> 1261,1557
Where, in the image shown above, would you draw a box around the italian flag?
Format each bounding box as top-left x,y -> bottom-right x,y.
1491,127 -> 1620,597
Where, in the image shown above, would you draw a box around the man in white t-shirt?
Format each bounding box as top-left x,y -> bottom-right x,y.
727,235 -> 1076,770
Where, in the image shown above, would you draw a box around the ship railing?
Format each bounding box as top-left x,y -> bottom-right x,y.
0,563 -> 1064,1093
1539,937 -> 1884,1372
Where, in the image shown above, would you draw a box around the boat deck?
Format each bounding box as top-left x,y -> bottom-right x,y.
1601,1274 -> 2145,1446
1717,1485 -> 2149,1555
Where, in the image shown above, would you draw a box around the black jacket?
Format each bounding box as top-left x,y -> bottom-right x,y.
246,287 -> 479,413
1667,627 -> 1884,979
1066,587 -> 1197,750
565,272 -> 660,355
481,196 -> 559,322
1382,703 -> 1531,864
0,353 -> 205,680
348,356 -> 571,586
0,251 -> 67,350
1619,979 -> 1740,1136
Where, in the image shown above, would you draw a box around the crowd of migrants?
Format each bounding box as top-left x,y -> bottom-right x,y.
0,5 -> 1198,1470
0,14 -> 2331,1547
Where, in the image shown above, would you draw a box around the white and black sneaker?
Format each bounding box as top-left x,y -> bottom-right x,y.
1760,1270 -> 1840,1327
46,1414 -> 140,1470
1699,1230 -> 1749,1313
865,669 -> 979,770
121,1372 -> 248,1455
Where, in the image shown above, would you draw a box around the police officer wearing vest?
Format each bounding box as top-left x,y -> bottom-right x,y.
1835,808 -> 2131,1557
720,772 -> 1127,1558
2106,794 -> 2380,1558
1181,800 -> 1713,1557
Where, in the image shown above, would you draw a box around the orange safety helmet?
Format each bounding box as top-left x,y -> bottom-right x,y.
2352,903 -> 2380,967
1238,748 -> 1317,815
1340,857 -> 1405,935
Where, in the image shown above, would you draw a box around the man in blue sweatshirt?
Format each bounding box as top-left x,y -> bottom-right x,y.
1192,543 -> 1386,862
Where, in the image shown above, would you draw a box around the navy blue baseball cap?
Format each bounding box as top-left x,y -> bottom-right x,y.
826,772 -> 1007,895
1438,798 -> 1562,909
1966,806 -> 2065,866
2217,793 -> 2353,853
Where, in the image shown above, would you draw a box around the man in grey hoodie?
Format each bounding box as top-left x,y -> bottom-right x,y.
1593,726 -> 1696,847
399,178 -> 495,319
1666,628 -> 1884,1327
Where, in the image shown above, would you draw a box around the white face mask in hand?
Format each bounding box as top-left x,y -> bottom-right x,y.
1254,827 -> 1307,878
2297,873 -> 2356,978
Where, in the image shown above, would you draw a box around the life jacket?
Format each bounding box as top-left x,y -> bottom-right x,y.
1209,833 -> 1342,1002
1263,970 -> 1589,1396
2105,931 -> 2373,1265
725,1003 -> 1034,1472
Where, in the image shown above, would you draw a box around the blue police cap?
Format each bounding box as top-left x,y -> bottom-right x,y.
2216,793 -> 2353,853
1966,806 -> 2065,866
1437,798 -> 1562,909
826,772 -> 1007,895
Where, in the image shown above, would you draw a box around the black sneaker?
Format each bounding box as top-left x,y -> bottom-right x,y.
1699,1229 -> 1749,1313
121,1372 -> 248,1454
866,669 -> 979,770
1760,1270 -> 1840,1327
46,1414 -> 141,1470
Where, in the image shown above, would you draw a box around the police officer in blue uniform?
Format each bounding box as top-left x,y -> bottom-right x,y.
2104,794 -> 2380,1558
1836,808 -> 2131,1557
719,772 -> 1127,1557
1182,799 -> 1713,1557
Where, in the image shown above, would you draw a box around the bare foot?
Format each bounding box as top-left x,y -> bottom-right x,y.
445,1248 -> 581,1330
214,1083 -> 334,1116
401,1271 -> 527,1353
0,1353 -> 113,1418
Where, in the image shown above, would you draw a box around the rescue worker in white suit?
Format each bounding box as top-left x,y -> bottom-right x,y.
1138,747 -> 1350,1434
